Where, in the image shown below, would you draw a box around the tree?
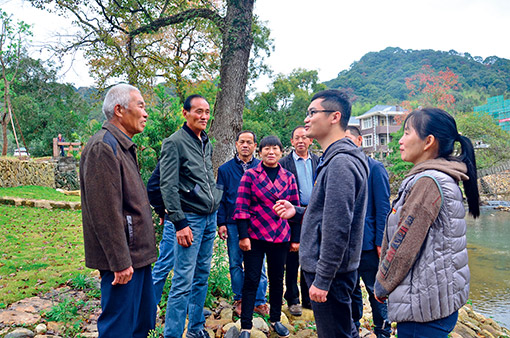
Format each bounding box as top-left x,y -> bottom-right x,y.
31,0 -> 269,170
401,65 -> 459,111
11,57 -> 90,157
455,112 -> 510,170
0,10 -> 31,155
245,69 -> 326,147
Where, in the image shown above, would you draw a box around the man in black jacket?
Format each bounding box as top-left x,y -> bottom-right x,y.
279,126 -> 319,316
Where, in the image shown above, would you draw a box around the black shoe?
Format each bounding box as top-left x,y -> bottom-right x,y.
240,330 -> 251,338
271,322 -> 289,338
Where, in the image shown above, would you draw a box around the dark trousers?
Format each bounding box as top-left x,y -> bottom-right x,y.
284,251 -> 311,307
398,311 -> 458,338
98,265 -> 156,338
352,249 -> 391,337
241,239 -> 289,329
304,270 -> 359,338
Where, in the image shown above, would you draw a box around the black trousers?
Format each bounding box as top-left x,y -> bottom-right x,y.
241,239 -> 289,329
284,251 -> 311,307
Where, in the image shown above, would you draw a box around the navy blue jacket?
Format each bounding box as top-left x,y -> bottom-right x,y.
363,156 -> 391,251
147,161 -> 166,219
216,156 -> 261,226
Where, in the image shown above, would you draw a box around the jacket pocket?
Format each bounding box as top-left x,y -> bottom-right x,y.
126,215 -> 134,247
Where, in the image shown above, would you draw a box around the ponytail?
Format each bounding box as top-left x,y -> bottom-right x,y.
457,135 -> 480,218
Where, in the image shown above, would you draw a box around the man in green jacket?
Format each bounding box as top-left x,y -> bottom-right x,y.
159,94 -> 222,338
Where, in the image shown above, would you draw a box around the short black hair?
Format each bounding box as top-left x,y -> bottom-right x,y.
310,89 -> 351,130
291,125 -> 306,139
236,130 -> 257,143
258,135 -> 283,152
346,125 -> 361,137
183,94 -> 207,111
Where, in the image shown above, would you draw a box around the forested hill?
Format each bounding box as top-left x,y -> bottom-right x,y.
324,47 -> 510,112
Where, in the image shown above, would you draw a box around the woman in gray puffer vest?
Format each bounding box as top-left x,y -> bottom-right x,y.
374,108 -> 480,338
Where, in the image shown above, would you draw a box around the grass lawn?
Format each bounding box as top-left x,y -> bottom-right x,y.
0,185 -> 81,202
0,204 -> 90,307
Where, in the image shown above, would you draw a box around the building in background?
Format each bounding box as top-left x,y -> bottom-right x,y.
356,105 -> 405,155
474,96 -> 510,132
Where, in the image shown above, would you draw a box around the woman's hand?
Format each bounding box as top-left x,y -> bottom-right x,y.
273,200 -> 296,219
239,238 -> 251,251
290,242 -> 300,252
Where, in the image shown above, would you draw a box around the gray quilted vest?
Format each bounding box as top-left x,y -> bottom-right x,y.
385,169 -> 470,322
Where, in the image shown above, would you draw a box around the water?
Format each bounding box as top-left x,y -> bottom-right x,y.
465,208 -> 510,328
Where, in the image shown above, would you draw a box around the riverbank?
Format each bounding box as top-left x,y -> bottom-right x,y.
1,279 -> 508,338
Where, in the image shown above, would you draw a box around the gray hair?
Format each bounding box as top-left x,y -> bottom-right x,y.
102,84 -> 140,120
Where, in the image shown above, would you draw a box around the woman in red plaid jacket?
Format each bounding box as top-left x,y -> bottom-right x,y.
233,135 -> 300,338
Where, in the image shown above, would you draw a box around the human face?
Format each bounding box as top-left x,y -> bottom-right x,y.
291,127 -> 312,157
119,90 -> 147,138
184,97 -> 210,136
344,130 -> 362,147
399,122 -> 430,165
304,98 -> 339,142
235,132 -> 257,162
259,145 -> 282,168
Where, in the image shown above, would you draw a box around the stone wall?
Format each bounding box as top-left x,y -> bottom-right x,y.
479,169 -> 510,199
0,158 -> 55,188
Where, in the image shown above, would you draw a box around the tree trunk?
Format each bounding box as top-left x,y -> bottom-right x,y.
209,0 -> 254,173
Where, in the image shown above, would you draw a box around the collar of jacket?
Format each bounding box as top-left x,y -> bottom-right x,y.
103,121 -> 136,151
182,122 -> 209,144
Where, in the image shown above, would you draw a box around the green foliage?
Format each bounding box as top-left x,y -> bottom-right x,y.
43,297 -> 86,337
147,325 -> 165,338
69,274 -> 101,298
9,57 -> 91,157
0,185 -> 81,202
455,112 -> 510,169
245,69 -> 326,146
324,47 -> 510,111
205,236 -> 233,308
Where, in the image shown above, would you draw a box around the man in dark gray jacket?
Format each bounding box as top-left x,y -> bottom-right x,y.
80,83 -> 157,338
274,90 -> 369,338
159,94 -> 222,338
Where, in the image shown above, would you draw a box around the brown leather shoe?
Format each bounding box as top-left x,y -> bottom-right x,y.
234,299 -> 242,316
253,303 -> 269,316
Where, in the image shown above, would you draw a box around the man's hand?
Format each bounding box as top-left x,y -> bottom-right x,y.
112,266 -> 134,285
273,200 -> 296,219
176,226 -> 193,247
289,242 -> 300,252
239,238 -> 251,251
309,285 -> 328,303
159,217 -> 164,226
376,246 -> 382,258
218,225 -> 228,240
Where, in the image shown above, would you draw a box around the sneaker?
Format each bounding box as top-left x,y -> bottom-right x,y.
271,321 -> 289,338
253,303 -> 269,316
240,330 -> 251,338
186,328 -> 209,338
288,303 -> 302,316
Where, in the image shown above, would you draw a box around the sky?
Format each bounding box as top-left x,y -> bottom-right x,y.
1,0 -> 510,92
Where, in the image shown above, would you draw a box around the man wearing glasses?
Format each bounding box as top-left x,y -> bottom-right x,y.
274,89 -> 369,337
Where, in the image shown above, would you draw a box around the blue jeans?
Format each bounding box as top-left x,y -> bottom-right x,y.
397,311 -> 458,338
152,217 -> 176,305
98,265 -> 156,338
226,223 -> 267,306
304,270 -> 359,338
352,249 -> 391,337
164,212 -> 217,338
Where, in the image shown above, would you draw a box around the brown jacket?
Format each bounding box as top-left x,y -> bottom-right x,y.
80,121 -> 157,271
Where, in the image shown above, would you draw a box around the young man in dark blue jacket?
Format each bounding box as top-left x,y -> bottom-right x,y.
345,126 -> 392,338
274,90 -> 369,338
217,131 -> 269,317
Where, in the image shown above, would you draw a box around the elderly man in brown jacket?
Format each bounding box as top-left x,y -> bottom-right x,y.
80,83 -> 158,338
